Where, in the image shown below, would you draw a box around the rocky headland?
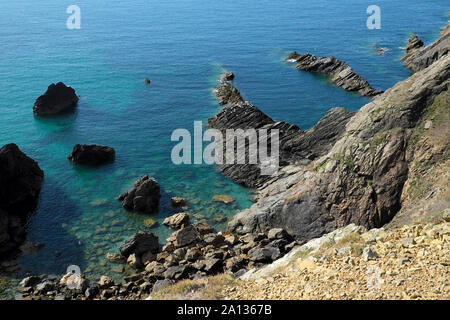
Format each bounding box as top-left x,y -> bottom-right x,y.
285,52 -> 383,97
6,24 -> 450,300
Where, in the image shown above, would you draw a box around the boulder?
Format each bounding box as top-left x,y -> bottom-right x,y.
67,144 -> 115,165
194,222 -> 214,236
119,231 -> 159,257
248,246 -> 280,262
267,228 -> 289,240
162,212 -> 190,229
0,144 -> 44,256
117,175 -> 161,214
152,279 -> 173,293
97,276 -> 114,289
33,82 -> 79,116
164,265 -> 188,280
221,72 -> 235,82
168,225 -> 199,248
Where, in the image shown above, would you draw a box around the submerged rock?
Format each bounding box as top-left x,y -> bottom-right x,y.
67,144 -> 115,166
170,197 -> 188,208
117,175 -> 161,214
212,194 -> 235,204
33,82 -> 79,116
285,52 -> 383,97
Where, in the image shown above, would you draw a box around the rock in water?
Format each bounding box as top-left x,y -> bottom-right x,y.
0,144 -> 44,256
285,52 -> 383,97
67,144 -> 115,166
33,82 -> 79,116
144,78 -> 151,84
405,34 -> 424,55
117,175 -> 161,214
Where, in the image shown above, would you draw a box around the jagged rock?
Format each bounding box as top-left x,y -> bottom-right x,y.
119,231 -> 159,258
402,27 -> 449,72
168,225 -> 199,248
127,253 -> 142,268
267,228 -> 289,240
152,279 -> 172,293
170,197 -> 188,208
221,72 -> 235,82
194,222 -> 214,236
204,257 -> 222,273
162,212 -> 190,229
286,52 -> 383,97
214,83 -> 244,105
67,144 -> 115,165
0,144 -> 44,256
203,233 -> 226,247
117,175 -> 161,214
35,281 -> 54,293
164,265 -> 188,280
229,52 -> 450,242
361,247 -> 378,261
33,82 -> 79,116
85,286 -> 99,299
248,246 -> 280,262
141,251 -> 157,265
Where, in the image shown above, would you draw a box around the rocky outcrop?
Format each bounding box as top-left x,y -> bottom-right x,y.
162,212 -> 190,229
0,144 -> 44,257
229,51 -> 450,242
117,175 -> 161,214
209,75 -> 354,188
67,144 -> 115,166
286,52 -> 383,97
33,82 -> 79,116
402,26 -> 450,72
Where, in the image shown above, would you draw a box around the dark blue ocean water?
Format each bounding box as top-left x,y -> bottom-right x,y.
0,0 -> 448,281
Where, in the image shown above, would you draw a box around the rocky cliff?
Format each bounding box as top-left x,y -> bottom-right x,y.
210,31 -> 449,243
402,26 -> 450,72
0,144 -> 44,258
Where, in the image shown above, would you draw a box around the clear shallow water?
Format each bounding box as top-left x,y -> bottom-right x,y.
0,0 -> 448,281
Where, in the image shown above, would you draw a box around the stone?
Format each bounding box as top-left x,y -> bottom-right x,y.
35,281 -> 54,293
204,258 -> 222,273
402,237 -> 416,247
33,82 -> 79,116
152,279 -> 173,293
221,72 -> 235,82
97,276 -> 114,289
194,222 -> 214,236
248,246 -> 280,262
117,175 -> 161,214
171,197 -> 188,208
162,212 -> 190,229
212,194 -> 235,204
169,225 -> 199,248
361,247 -> 379,262
164,265 -> 188,280
267,228 -> 289,240
67,144 -> 115,166
19,276 -> 41,288
127,253 -> 142,268
203,233 -> 226,247
119,231 -> 159,257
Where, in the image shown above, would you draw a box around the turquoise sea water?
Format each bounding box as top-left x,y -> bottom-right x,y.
0,1 -> 448,282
